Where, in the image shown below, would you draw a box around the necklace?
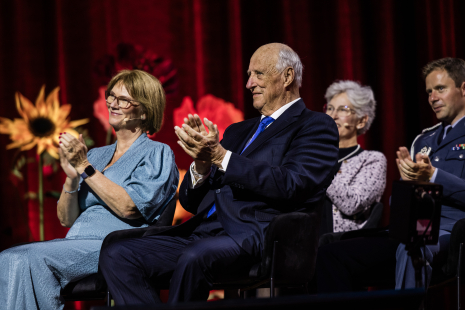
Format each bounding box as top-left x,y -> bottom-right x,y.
338,144 -> 360,163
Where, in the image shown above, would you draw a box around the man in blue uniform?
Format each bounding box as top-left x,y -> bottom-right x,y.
317,57 -> 465,292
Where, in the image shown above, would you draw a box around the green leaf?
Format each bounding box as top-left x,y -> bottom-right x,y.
11,169 -> 23,180
45,191 -> 61,199
75,128 -> 95,148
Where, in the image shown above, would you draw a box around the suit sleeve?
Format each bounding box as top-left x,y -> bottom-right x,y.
179,162 -> 212,215
434,169 -> 465,209
223,114 -> 339,203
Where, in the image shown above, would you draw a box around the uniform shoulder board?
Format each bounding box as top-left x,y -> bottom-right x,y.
410,123 -> 441,158
421,122 -> 441,134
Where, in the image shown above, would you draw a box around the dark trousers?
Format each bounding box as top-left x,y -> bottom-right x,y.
316,234 -> 400,293
99,222 -> 258,305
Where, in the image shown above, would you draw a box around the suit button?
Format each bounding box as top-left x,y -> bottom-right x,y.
434,156 -> 439,162
216,189 -> 221,193
185,189 -> 188,195
460,154 -> 464,159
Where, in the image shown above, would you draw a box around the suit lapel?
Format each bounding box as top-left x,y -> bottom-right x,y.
241,100 -> 305,157
221,118 -> 260,154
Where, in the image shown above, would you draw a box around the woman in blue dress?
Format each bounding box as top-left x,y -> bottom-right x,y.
0,69 -> 179,310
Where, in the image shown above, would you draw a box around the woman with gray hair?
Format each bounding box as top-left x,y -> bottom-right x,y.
319,80 -> 387,243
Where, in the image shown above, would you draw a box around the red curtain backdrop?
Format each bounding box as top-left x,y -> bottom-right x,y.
0,0 -> 464,249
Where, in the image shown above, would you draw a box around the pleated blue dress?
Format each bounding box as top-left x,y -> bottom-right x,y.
0,133 -> 179,310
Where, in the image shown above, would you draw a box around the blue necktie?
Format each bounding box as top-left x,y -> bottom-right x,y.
207,116 -> 275,217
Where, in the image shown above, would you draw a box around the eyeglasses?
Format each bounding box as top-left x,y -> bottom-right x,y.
323,104 -> 355,117
105,91 -> 140,109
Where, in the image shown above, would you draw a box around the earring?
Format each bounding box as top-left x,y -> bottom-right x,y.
141,114 -> 146,120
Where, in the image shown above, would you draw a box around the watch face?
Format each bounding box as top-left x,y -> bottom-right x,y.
84,165 -> 96,177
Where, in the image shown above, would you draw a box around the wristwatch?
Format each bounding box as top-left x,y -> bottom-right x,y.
80,164 -> 96,179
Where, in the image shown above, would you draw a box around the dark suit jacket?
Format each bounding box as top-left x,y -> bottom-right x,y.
145,100 -> 339,256
411,117 -> 465,232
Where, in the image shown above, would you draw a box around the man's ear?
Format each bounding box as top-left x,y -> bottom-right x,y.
283,67 -> 295,88
460,81 -> 465,97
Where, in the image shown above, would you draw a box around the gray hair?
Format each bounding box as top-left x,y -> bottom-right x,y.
324,80 -> 376,135
275,47 -> 303,87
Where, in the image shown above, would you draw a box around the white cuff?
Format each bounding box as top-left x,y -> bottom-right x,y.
430,168 -> 439,183
218,151 -> 232,172
189,162 -> 212,189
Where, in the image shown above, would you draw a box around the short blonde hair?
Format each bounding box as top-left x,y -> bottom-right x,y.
107,70 -> 166,135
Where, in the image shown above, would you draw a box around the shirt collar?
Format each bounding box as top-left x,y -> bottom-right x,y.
260,97 -> 301,121
448,114 -> 465,129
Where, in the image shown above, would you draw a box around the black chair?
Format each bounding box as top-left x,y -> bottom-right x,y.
427,218 -> 465,310
60,197 -> 177,305
97,198 -> 324,303
319,202 -> 384,246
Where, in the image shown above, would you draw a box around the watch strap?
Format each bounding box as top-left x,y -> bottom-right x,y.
80,164 -> 96,179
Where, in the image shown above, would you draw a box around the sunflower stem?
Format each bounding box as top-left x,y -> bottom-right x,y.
38,152 -> 44,241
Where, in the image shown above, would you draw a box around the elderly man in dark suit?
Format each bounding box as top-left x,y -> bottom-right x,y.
100,43 -> 339,305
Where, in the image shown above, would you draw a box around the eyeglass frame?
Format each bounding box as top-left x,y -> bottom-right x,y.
323,104 -> 356,117
105,90 -> 141,109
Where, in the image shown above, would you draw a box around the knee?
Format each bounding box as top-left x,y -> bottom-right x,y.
99,242 -> 127,270
318,243 -> 340,262
177,248 -> 206,269
396,243 -> 408,259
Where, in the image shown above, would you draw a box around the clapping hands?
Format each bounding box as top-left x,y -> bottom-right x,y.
175,114 -> 227,173
396,146 -> 436,182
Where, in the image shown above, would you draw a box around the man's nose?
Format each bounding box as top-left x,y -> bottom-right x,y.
246,76 -> 255,89
430,91 -> 439,102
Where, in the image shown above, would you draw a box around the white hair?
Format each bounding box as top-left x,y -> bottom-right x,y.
275,47 -> 303,87
324,80 -> 376,135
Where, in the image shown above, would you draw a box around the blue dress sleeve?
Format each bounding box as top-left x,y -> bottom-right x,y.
122,144 -> 179,223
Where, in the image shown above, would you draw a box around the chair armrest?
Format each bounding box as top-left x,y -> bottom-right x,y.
258,211 -> 320,284
443,218 -> 465,276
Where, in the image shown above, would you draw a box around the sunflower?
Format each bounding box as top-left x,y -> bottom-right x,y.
0,86 -> 89,158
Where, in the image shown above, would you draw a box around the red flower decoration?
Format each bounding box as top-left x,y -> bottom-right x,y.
93,86 -> 111,132
173,95 -> 244,141
94,43 -> 178,94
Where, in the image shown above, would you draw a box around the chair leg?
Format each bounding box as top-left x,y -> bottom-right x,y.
302,282 -> 309,295
458,243 -> 463,310
107,289 -> 111,307
270,241 -> 278,298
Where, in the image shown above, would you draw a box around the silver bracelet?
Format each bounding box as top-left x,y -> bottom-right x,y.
63,184 -> 78,194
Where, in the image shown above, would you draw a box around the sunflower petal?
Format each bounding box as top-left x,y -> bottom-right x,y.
35,85 -> 46,115
63,128 -> 80,138
45,87 -> 60,118
0,117 -> 13,134
46,145 -> 59,159
36,140 -> 46,155
68,118 -> 89,128
55,104 -> 72,125
18,139 -> 38,151
15,92 -> 38,121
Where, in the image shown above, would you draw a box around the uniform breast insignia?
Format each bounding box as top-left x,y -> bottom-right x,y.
452,144 -> 465,151
420,146 -> 431,156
